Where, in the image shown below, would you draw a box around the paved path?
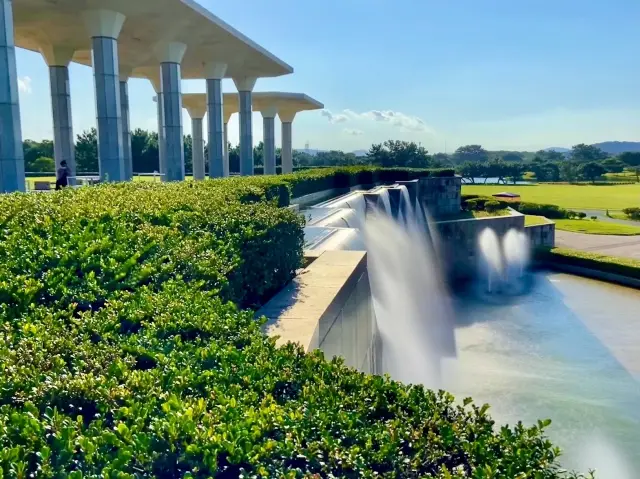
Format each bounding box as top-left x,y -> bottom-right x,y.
556,230 -> 640,260
580,209 -> 639,226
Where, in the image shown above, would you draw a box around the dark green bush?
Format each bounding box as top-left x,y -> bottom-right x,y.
0,179 -> 304,316
577,212 -> 587,219
623,207 -> 640,220
0,281 -> 582,478
485,200 -> 501,213
0,173 -> 584,478
462,195 -> 519,211
516,202 -> 568,219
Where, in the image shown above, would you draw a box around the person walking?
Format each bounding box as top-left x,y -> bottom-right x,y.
55,160 -> 70,190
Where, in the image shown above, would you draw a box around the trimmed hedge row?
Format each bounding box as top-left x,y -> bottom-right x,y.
462,194 -> 573,219
0,282 -> 581,478
0,174 -> 585,477
536,247 -> 640,280
283,166 -> 455,198
0,178 -> 303,316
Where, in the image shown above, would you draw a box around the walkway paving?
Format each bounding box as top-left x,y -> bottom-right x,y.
581,209 -> 639,226
556,230 -> 640,260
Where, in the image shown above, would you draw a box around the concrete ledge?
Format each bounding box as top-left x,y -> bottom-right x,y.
543,262 -> 640,289
257,250 -> 378,373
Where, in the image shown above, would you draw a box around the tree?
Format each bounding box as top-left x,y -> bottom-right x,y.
601,158 -> 624,174
530,159 -> 559,182
536,149 -> 566,162
75,128 -> 98,172
183,134 -> 193,174
367,140 -> 431,168
559,161 -> 579,183
618,152 -> 640,182
501,152 -> 523,162
23,139 -> 54,171
31,157 -> 55,172
458,162 -> 484,184
579,162 -> 605,183
506,162 -> 525,184
431,153 -> 451,167
453,145 -> 488,164
570,144 -> 608,163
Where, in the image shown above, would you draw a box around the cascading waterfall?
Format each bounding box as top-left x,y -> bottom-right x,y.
503,229 -> 530,280
478,228 -> 503,293
378,188 -> 392,216
365,195 -> 456,388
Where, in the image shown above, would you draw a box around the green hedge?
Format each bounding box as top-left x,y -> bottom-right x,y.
0,178 -> 303,316
0,174 -> 583,477
536,247 -> 640,280
285,166 -> 455,198
0,281 -> 581,478
461,195 -> 575,219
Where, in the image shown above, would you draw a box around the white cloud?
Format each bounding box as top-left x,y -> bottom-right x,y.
18,76 -> 32,94
323,108 -> 432,133
343,128 -> 364,136
321,109 -> 349,124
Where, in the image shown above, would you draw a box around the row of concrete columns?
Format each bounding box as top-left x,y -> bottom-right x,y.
186,108 -> 296,180
0,1 -> 297,192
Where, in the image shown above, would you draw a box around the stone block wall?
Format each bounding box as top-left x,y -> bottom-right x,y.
419,176 -> 462,217
435,212 -> 526,280
526,222 -> 556,248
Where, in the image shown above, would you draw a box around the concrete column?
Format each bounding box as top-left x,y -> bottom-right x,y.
191,118 -> 205,180
233,77 -> 257,176
40,46 -> 76,183
155,92 -> 165,175
157,42 -> 187,182
205,62 -> 226,178
0,0 -> 25,192
261,107 -> 277,175
119,73 -> 133,180
83,9 -> 126,182
185,104 -> 206,181
223,122 -> 229,176
279,110 -> 296,174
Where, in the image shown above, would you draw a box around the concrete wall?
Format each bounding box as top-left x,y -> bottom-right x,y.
526,222 -> 556,248
258,250 -> 380,374
435,211 -> 526,279
420,176 -> 462,217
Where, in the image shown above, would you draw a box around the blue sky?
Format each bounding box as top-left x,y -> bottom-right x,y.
15,0 -> 640,153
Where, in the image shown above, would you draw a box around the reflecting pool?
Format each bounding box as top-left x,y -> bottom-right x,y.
442,272 -> 640,475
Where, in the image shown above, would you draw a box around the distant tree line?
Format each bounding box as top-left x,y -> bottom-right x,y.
23,132 -> 640,183
23,128 -> 280,175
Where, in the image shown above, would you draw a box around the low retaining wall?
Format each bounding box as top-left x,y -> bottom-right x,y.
292,184 -> 377,209
436,211 -> 526,279
257,250 -> 380,374
526,222 -> 555,248
541,262 -> 640,289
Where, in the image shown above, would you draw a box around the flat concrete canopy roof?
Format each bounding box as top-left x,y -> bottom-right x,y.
13,0 -> 293,81
181,92 -> 324,120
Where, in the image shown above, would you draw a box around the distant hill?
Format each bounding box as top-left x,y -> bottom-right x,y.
352,149 -> 368,157
543,147 -> 570,153
592,142 -> 640,155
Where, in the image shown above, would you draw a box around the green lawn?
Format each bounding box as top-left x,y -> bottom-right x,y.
609,212 -> 640,222
525,215 -> 549,226
463,183 -> 640,210
554,219 -> 640,235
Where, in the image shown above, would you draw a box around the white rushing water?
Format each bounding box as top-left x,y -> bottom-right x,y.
365,194 -> 456,388
478,228 -> 503,293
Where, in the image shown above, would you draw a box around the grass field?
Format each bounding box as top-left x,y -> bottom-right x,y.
554,219 -> 640,236
463,183 -> 640,210
525,215 -> 549,226
609,212 -> 640,222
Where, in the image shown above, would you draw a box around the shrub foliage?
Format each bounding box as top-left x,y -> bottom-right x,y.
0,174 -> 587,477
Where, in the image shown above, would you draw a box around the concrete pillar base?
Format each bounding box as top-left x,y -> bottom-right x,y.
49,65 -> 76,182
206,78 -> 224,178
191,117 -> 205,180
